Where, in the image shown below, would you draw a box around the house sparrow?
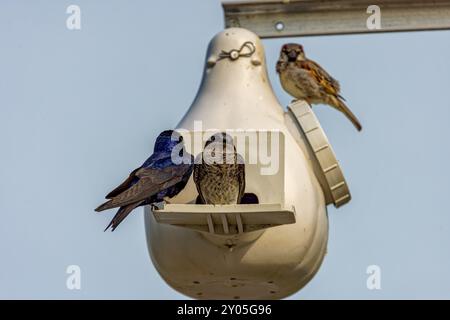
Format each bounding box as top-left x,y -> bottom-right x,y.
277,43 -> 362,131
194,132 -> 245,205
95,130 -> 193,231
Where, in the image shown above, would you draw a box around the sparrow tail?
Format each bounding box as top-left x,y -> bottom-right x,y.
330,96 -> 362,131
104,201 -> 143,232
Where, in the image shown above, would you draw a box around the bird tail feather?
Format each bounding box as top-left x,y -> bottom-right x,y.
104,201 -> 143,232
95,200 -> 115,212
330,96 -> 362,131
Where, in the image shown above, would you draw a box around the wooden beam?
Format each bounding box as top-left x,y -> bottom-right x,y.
223,0 -> 450,38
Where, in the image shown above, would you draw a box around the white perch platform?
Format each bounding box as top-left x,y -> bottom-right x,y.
154,204 -> 296,235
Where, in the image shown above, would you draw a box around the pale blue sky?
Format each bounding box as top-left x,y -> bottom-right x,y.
1,1 -> 450,299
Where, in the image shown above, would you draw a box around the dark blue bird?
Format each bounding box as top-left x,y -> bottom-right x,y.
95,130 -> 193,231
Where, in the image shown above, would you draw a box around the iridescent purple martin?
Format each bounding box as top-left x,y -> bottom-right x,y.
95,130 -> 193,231
194,132 -> 245,205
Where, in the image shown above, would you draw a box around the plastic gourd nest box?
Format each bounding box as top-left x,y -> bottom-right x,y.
144,28 -> 351,300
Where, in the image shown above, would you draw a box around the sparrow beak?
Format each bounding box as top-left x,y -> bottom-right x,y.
288,51 -> 298,61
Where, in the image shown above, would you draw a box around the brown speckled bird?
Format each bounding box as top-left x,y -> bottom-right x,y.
277,43 -> 362,131
194,132 -> 245,205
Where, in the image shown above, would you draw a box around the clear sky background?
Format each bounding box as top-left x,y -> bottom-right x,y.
1,1 -> 450,299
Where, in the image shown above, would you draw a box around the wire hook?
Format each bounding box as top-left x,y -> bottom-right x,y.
217,41 -> 256,62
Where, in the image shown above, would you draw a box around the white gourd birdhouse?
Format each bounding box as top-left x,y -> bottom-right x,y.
144,28 -> 351,299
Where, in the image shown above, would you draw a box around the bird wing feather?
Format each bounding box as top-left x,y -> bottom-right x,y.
297,59 -> 341,96
193,153 -> 206,204
96,164 -> 191,211
104,201 -> 144,232
105,168 -> 140,199
237,154 -> 246,204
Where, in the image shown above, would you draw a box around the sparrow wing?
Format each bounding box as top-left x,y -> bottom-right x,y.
297,59 -> 341,96
299,59 -> 361,130
95,164 -> 192,211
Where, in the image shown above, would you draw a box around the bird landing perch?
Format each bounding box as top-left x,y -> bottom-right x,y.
153,204 -> 295,236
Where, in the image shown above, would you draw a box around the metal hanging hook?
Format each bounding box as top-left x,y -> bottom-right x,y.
217,41 -> 256,62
